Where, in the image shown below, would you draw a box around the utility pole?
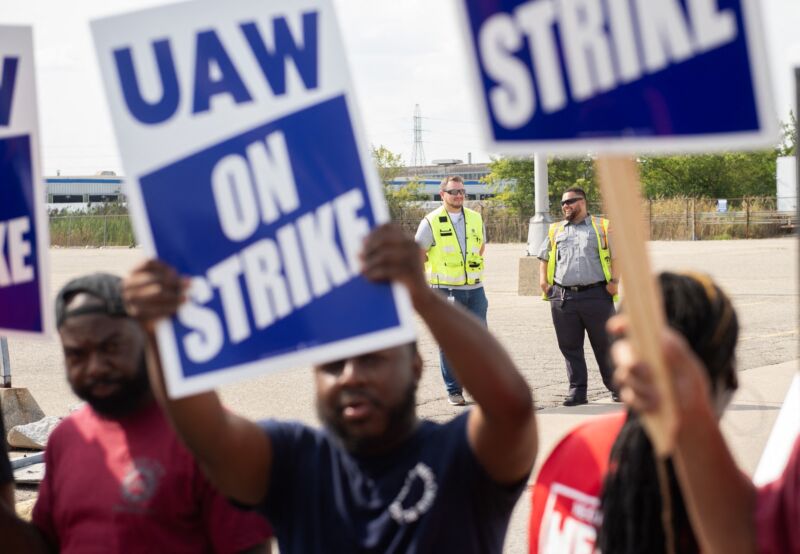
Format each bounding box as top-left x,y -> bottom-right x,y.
410,104 -> 426,167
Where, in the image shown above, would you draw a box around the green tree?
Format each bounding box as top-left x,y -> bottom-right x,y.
371,144 -> 404,183
778,111 -> 797,157
483,155 -> 597,215
548,157 -> 597,207
639,151 -> 777,198
371,144 -> 424,218
638,115 -> 800,199
482,156 -> 534,214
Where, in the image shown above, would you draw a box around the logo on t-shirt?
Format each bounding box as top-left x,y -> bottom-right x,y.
388,462 -> 438,524
538,483 -> 600,554
120,458 -> 165,507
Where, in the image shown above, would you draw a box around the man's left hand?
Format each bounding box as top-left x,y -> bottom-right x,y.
361,224 -> 428,303
123,259 -> 188,332
606,281 -> 618,297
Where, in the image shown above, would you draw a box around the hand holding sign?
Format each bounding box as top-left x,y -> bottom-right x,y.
608,314 -> 713,420
596,157 -> 677,453
123,260 -> 188,332
361,225 -> 428,304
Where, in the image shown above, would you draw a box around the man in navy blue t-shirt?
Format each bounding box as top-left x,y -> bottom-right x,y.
123,224 -> 538,553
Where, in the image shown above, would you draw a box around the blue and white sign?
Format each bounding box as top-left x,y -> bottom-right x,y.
0,27 -> 52,338
92,0 -> 415,397
457,0 -> 777,154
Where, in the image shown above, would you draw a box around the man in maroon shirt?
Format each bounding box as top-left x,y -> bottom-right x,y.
2,273 -> 271,553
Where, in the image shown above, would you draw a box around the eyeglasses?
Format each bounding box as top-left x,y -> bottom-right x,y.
561,197 -> 583,206
444,189 -> 466,196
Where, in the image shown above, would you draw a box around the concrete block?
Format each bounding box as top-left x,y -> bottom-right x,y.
8,416 -> 61,450
518,256 -> 539,296
15,498 -> 36,521
1,388 -> 45,446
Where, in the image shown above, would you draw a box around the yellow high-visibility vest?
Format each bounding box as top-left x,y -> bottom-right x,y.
424,206 -> 484,286
544,216 -> 617,301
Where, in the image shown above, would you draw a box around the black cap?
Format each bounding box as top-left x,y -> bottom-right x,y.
55,273 -> 128,328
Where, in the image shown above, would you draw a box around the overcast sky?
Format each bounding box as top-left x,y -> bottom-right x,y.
3,0 -> 800,175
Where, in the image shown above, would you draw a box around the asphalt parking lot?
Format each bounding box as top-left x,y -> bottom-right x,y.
4,237 -> 798,552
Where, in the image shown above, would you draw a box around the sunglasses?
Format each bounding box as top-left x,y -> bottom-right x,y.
561,197 -> 583,206
444,189 -> 466,196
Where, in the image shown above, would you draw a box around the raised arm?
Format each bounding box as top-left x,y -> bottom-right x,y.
606,225 -> 620,297
362,225 -> 537,484
611,316 -> 756,554
123,261 -> 272,505
539,259 -> 550,296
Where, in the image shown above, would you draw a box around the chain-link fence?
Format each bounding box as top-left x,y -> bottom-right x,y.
393,196 -> 798,243
641,197 -> 797,240
48,197 -> 797,246
49,214 -> 136,247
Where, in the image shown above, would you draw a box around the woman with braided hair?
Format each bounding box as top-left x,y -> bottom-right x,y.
529,272 -> 739,554
597,271 -> 739,554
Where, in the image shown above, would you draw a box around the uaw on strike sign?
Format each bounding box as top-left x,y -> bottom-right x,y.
92,0 -> 415,397
457,0 -> 777,154
0,27 -> 51,337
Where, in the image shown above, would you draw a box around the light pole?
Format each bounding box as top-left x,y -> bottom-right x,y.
517,153 -> 551,295
527,153 -> 551,256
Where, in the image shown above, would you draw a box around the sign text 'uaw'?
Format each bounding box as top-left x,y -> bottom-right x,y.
457,0 -> 777,154
92,0 -> 415,397
0,26 -> 52,338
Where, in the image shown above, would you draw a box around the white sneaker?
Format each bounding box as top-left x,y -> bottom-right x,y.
447,392 -> 466,406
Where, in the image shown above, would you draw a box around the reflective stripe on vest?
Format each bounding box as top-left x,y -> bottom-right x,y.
543,216 -> 616,301
424,206 -> 485,286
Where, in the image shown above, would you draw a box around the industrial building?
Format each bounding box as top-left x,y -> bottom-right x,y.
388,161 -> 510,201
43,162 -> 509,205
45,173 -> 124,204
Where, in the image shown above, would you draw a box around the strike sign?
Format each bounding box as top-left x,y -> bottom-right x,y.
537,484 -> 600,553
92,0 -> 415,397
0,26 -> 51,337
457,0 -> 777,154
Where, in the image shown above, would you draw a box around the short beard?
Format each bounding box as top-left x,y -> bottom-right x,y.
73,354 -> 151,419
320,380 -> 417,457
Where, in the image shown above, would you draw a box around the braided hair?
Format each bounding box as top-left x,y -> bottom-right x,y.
596,272 -> 739,554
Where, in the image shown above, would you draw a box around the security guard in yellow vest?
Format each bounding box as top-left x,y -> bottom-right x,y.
537,187 -> 619,406
415,176 -> 487,406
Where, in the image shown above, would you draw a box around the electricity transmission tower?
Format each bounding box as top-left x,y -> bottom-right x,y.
410,104 -> 426,167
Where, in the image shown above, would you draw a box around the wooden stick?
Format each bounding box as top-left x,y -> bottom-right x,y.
595,156 -> 677,456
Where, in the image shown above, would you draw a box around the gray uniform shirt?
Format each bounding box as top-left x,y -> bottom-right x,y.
537,216 -> 609,287
415,210 -> 486,290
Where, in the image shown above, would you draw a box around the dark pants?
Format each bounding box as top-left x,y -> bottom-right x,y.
435,287 -> 488,394
548,284 -> 615,396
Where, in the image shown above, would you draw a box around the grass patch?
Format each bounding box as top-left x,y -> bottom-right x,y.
49,215 -> 136,247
